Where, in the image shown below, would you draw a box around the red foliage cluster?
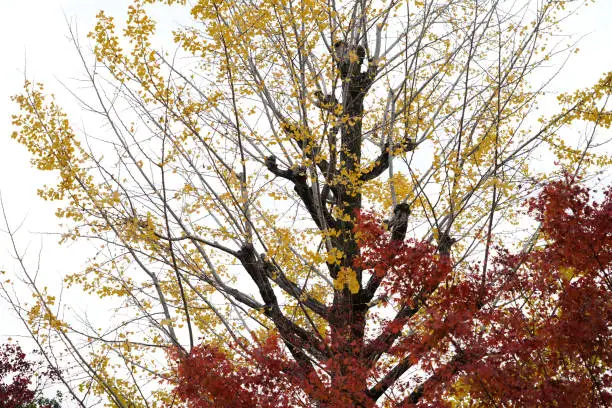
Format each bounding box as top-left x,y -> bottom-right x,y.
460,178 -> 611,406
171,335 -> 307,407
172,334 -> 378,407
170,178 -> 610,407
0,343 -> 36,408
353,211 -> 451,306
0,343 -> 61,408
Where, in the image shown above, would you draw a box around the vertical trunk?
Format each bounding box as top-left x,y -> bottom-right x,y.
328,44 -> 374,405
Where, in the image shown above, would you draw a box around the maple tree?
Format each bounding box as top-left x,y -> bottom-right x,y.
171,176 -> 611,407
3,0 -> 611,406
0,343 -> 62,408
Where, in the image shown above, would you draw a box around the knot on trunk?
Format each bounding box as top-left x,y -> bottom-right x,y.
387,203 -> 411,242
437,231 -> 456,255
333,41 -> 365,79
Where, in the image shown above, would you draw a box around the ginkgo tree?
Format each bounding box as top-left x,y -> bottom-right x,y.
4,0 -> 611,406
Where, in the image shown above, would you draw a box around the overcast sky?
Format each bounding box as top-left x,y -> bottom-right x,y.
1,0 -> 611,342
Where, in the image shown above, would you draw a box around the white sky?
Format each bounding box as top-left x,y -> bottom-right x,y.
0,0 -> 610,354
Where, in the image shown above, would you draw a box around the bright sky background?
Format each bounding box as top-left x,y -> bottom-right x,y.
0,0 -> 611,346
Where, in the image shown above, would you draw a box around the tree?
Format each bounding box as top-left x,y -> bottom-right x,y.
0,343 -> 62,408
5,0 -> 611,406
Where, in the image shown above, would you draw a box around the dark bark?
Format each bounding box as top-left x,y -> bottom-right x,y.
360,138 -> 416,182
265,155 -> 336,230
236,244 -> 327,362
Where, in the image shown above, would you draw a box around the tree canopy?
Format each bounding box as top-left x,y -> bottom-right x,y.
4,0 -> 611,406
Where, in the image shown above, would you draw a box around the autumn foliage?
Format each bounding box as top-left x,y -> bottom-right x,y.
0,343 -> 61,408
0,343 -> 36,407
172,178 -> 611,407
